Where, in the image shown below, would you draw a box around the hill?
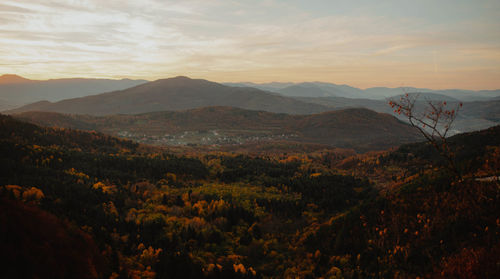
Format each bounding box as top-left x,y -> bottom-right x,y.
0,114 -> 372,278
14,106 -> 422,152
0,74 -> 147,111
295,96 -> 500,134
7,76 -> 330,116
1,114 -> 499,278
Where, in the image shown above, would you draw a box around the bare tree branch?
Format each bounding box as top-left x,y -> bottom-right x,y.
388,92 -> 463,179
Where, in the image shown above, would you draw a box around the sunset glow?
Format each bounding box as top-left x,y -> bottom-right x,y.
1,0 -> 499,89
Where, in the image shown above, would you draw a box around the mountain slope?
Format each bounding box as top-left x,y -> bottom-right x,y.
291,108 -> 419,149
295,96 -> 500,134
13,106 -> 422,151
7,76 -> 330,115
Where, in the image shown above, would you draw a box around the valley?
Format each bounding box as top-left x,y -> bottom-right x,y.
4,75 -> 499,137
13,106 -> 422,152
3,1 -> 499,278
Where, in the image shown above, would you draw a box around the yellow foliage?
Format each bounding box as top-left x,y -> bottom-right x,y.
93,181 -> 117,194
193,200 -> 208,215
139,246 -> 162,267
22,187 -> 45,201
314,250 -> 321,259
325,266 -> 343,279
2,185 -> 44,203
137,243 -> 146,250
4,185 -> 22,199
233,263 -> 246,274
187,217 -> 207,231
93,181 -> 106,190
154,205 -> 168,213
165,172 -> 177,182
103,201 -> 119,216
206,263 -> 215,273
65,168 -> 90,180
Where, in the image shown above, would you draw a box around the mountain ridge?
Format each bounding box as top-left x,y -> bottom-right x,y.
226,81 -> 500,101
0,74 -> 148,111
12,106 -> 422,152
6,76 -> 331,116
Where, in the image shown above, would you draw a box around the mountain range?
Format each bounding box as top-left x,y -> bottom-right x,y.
3,74 -> 499,114
227,81 -> 500,101
6,76 -> 330,115
0,74 -> 147,111
5,75 -> 500,136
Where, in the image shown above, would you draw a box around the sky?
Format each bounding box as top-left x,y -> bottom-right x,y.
0,0 -> 499,89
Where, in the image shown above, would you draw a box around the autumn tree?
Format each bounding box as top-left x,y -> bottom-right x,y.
389,93 -> 462,177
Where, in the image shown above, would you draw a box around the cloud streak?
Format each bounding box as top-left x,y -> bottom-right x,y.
0,0 -> 499,89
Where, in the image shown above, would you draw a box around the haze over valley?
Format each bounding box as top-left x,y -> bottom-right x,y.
3,74 -> 499,140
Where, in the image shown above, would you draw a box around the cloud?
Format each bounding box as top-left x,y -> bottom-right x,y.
0,0 -> 498,89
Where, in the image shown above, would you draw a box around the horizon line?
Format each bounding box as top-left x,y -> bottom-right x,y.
1,73 -> 499,92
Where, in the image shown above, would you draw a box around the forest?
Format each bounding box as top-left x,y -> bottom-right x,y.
1,114 -> 499,278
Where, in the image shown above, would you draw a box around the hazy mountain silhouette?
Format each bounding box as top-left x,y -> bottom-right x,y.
278,84 -> 334,97
228,81 -> 500,101
7,76 -> 330,115
224,82 -> 294,92
0,74 -> 147,110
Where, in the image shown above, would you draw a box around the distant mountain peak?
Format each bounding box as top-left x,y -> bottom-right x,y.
0,74 -> 32,84
172,75 -> 191,80
153,76 -> 196,83
149,76 -> 221,89
154,76 -> 193,82
6,76 -> 329,115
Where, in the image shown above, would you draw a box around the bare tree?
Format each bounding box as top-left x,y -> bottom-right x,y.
389,93 -> 462,177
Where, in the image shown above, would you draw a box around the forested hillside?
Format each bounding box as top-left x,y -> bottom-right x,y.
1,114 -> 499,278
13,106 -> 422,151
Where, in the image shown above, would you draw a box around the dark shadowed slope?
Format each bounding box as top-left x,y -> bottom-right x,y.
7,76 -> 330,115
14,106 -> 422,151
0,198 -> 104,279
290,108 -> 421,150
